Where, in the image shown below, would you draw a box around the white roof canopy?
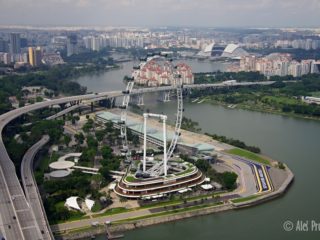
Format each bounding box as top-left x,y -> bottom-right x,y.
201,184 -> 213,190
85,199 -> 95,211
65,196 -> 81,210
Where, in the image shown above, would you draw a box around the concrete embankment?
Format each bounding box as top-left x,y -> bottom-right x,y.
55,204 -> 233,240
232,165 -> 294,208
56,166 -> 294,240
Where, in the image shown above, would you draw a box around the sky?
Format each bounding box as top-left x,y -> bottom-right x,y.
0,0 -> 319,28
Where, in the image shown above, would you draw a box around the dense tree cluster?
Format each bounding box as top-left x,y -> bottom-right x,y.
63,48 -> 115,66
191,74 -> 320,118
194,71 -> 266,84
4,119 -> 64,168
206,133 -> 261,153
181,117 -> 202,132
180,155 -> 238,190
43,170 -> 103,223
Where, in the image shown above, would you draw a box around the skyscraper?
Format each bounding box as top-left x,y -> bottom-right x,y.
28,47 -> 42,67
0,38 -> 8,52
9,33 -> 21,54
67,34 -> 78,57
311,61 -> 320,74
28,47 -> 34,66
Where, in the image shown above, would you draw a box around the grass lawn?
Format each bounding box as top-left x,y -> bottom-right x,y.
113,202 -> 223,224
311,91 -> 320,97
54,202 -> 88,224
175,167 -> 194,176
95,207 -> 129,217
125,175 -> 137,182
226,148 -> 270,165
231,195 -> 259,203
91,201 -> 102,213
261,95 -> 301,105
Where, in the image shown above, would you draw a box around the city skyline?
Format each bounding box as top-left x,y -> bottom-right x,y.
0,0 -> 320,28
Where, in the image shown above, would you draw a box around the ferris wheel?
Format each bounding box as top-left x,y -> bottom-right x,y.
119,52 -> 184,163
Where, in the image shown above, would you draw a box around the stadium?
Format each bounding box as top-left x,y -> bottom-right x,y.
198,43 -> 249,59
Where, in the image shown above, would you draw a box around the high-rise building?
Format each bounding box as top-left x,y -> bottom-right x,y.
28,47 -> 34,66
83,36 -> 93,49
0,53 -> 11,64
288,61 -> 302,77
9,33 -> 21,54
20,38 -> 28,48
0,38 -> 8,52
28,47 -> 42,67
311,61 -> 320,74
92,37 -> 101,51
301,60 -> 312,75
67,34 -> 78,57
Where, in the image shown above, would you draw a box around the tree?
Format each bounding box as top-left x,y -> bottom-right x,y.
132,135 -> 140,146
95,130 -> 105,142
220,172 -> 238,189
55,205 -> 70,221
101,145 -> 113,159
75,133 -> 85,145
99,167 -> 112,182
105,121 -> 113,132
195,159 -> 210,172
80,147 -> 96,163
64,135 -> 71,146
86,135 -> 98,149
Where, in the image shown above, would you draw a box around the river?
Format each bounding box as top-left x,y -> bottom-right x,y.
74,60 -> 320,240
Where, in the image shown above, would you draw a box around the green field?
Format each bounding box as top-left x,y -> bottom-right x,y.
113,202 -> 224,224
95,207 -> 129,217
231,195 -> 259,203
226,148 -> 270,165
311,91 -> 320,97
261,95 -> 300,105
125,175 -> 136,182
91,201 -> 102,212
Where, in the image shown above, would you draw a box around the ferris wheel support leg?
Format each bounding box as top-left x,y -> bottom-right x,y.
143,114 -> 147,172
163,117 -> 167,176
138,94 -> 144,106
161,91 -> 170,102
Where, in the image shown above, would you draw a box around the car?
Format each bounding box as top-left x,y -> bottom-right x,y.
91,221 -> 99,227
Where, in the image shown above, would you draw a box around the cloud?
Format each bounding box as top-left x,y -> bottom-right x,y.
0,0 -> 319,27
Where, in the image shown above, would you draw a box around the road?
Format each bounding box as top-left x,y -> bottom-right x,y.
21,135 -> 53,240
0,135 -> 43,239
217,154 -> 258,197
0,81 -> 276,239
51,197 -> 237,233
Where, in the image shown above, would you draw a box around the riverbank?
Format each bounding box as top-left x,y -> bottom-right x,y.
54,164 -> 293,240
53,109 -> 294,240
193,97 -> 320,122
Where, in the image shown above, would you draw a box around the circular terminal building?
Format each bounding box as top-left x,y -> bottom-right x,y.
114,160 -> 205,199
49,160 -> 75,170
49,170 -> 71,179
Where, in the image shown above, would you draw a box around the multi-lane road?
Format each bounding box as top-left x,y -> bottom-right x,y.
21,135 -> 54,240
0,81 -> 276,239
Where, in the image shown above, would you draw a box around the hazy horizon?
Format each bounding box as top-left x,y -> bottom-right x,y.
0,0 -> 319,28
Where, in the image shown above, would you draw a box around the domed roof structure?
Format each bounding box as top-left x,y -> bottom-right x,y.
199,43 -> 248,59
49,160 -> 75,170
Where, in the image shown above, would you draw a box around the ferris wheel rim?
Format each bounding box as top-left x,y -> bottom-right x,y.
120,52 -> 183,163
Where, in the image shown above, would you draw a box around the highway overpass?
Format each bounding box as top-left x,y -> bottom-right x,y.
0,80 -> 276,239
